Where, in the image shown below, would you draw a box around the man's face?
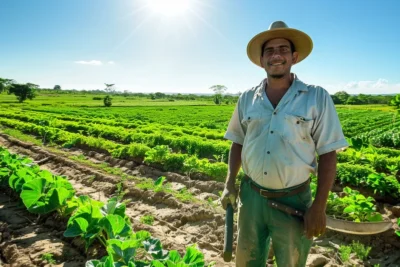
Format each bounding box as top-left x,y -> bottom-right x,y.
260,38 -> 298,79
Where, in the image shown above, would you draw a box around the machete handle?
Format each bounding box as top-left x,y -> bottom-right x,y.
223,203 -> 234,262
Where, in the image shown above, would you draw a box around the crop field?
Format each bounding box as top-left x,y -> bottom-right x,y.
0,95 -> 400,266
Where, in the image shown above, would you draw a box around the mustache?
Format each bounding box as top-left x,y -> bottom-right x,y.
268,60 -> 286,65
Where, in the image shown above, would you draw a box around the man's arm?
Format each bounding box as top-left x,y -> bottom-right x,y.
303,150 -> 337,238
225,142 -> 243,185
221,142 -> 243,209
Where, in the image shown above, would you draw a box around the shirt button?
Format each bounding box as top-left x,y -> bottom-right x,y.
267,151 -> 270,154
264,171 -> 267,175
273,112 -> 277,115
296,121 -> 300,124
248,117 -> 251,120
270,131 -> 274,134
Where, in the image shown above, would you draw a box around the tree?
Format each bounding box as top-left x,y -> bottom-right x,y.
334,91 -> 350,104
210,85 -> 227,94
331,95 -> 341,104
390,94 -> 400,109
53,85 -> 61,90
8,83 -> 37,102
0,78 -> 14,93
104,95 -> 112,107
346,96 -> 361,105
104,83 -> 115,94
210,85 -> 227,105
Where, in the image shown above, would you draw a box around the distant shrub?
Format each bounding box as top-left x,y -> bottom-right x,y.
93,97 -> 102,100
104,96 -> 112,107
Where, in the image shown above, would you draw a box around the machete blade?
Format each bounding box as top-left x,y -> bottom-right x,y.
326,216 -> 393,235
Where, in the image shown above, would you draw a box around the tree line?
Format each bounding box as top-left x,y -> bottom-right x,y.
0,77 -> 398,107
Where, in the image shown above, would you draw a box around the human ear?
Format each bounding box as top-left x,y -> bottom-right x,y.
260,56 -> 265,68
292,52 -> 299,64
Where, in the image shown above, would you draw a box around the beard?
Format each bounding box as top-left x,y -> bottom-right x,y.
270,73 -> 285,79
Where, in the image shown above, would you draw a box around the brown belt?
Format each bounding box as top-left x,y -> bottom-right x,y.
244,176 -> 310,199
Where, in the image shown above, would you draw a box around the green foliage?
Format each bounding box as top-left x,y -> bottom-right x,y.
104,95 -> 112,107
213,94 -> 222,105
53,85 -> 61,90
390,94 -> 400,109
326,187 -> 382,222
140,215 -> 154,225
350,241 -> 371,261
339,245 -> 351,262
8,83 -> 37,102
0,147 -> 210,266
0,78 -> 14,93
41,252 -> 56,264
396,218 -> 400,237
21,173 -> 75,214
334,91 -> 350,104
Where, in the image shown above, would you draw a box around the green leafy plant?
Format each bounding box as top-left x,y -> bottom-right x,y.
20,172 -> 75,214
140,215 -> 154,225
350,241 -> 371,261
339,245 -> 351,262
326,187 -> 382,222
41,252 -> 56,264
396,218 -> 400,237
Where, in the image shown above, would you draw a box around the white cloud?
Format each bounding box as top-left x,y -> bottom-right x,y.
74,60 -> 103,66
108,61 -> 115,65
324,79 -> 400,95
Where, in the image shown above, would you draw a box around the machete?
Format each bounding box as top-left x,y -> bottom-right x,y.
268,200 -> 393,235
223,203 -> 234,262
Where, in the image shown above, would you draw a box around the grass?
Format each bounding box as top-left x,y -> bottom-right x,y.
136,177 -> 197,203
41,252 -> 56,264
339,245 -> 352,262
339,241 -> 372,263
351,241 -> 371,261
0,93 -> 214,107
140,215 -> 155,225
0,127 -> 42,145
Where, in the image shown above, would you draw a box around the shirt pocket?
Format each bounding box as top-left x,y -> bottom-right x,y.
241,112 -> 263,140
283,114 -> 314,144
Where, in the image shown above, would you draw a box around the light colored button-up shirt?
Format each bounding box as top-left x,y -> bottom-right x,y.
224,74 -> 349,189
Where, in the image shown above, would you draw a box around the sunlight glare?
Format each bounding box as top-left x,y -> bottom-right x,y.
147,0 -> 191,17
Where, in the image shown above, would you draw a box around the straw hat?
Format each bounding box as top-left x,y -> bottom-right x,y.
247,21 -> 313,68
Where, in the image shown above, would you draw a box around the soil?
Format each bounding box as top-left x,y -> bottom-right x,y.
0,133 -> 399,267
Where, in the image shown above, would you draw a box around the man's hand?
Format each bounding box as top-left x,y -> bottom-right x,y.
221,182 -> 238,210
303,203 -> 326,239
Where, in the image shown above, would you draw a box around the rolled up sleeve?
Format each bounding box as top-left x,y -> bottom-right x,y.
312,89 -> 349,155
224,102 -> 245,145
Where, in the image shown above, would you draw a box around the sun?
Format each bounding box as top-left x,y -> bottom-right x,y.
146,0 -> 191,17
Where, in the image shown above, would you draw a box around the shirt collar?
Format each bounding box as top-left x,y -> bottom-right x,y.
255,73 -> 308,98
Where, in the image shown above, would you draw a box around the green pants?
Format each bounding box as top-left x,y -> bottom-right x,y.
236,178 -> 313,267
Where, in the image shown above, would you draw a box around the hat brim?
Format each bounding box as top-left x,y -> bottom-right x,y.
247,28 -> 313,68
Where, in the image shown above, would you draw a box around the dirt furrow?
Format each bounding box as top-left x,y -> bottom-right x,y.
0,194 -> 86,267
0,135 -> 235,266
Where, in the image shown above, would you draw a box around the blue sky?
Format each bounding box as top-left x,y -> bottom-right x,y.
1,0 -> 399,94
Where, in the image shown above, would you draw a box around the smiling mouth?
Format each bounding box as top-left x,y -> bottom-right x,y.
269,62 -> 284,66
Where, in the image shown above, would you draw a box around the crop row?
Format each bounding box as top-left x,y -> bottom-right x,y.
4,109 -> 226,140
337,147 -> 400,173
19,104 -> 398,135
2,117 -> 400,197
0,116 -> 231,162
0,146 -> 213,267
0,118 -> 234,181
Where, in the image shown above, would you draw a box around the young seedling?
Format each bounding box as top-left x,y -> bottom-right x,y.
140,215 -> 154,225
41,252 -> 56,264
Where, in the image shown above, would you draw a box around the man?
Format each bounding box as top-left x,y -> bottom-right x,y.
221,21 -> 348,266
